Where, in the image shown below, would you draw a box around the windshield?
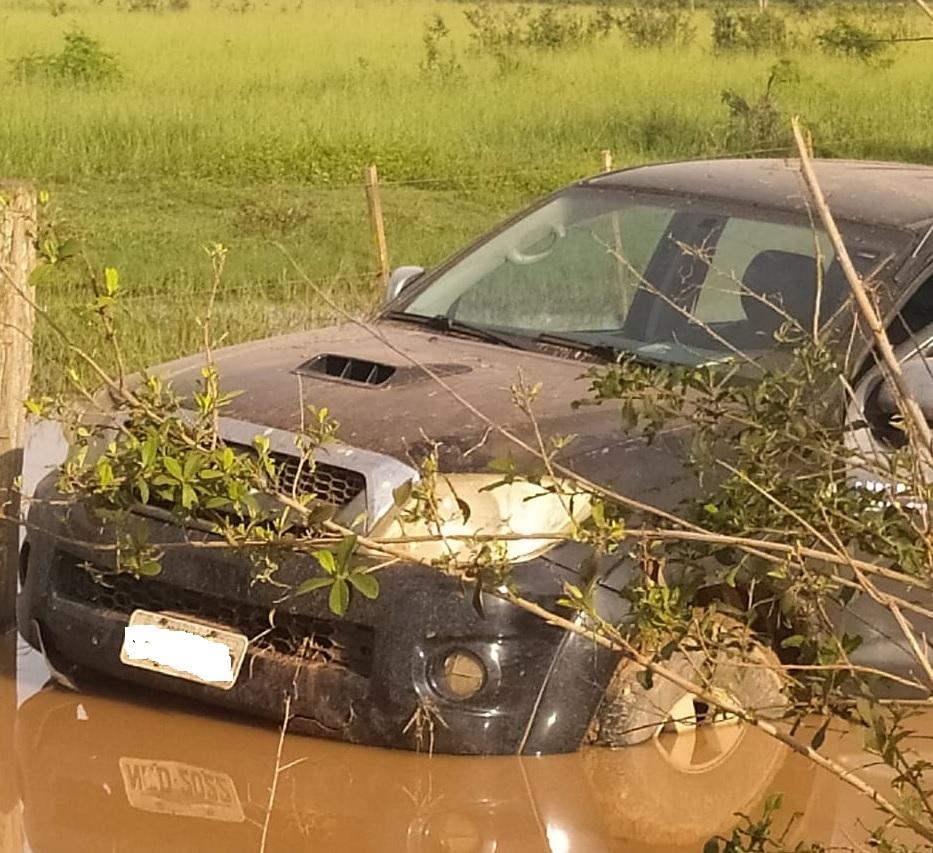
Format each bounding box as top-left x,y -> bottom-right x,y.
395,187 -> 882,366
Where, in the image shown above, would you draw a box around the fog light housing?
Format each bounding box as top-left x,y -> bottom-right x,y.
435,650 -> 486,700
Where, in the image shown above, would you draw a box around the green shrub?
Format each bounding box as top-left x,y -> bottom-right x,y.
125,0 -> 190,10
421,14 -> 463,80
463,3 -> 523,53
524,6 -> 589,50
720,60 -> 798,152
463,2 -> 610,55
233,198 -> 313,235
787,0 -> 828,15
817,19 -> 890,63
11,29 -> 123,85
618,6 -> 695,49
712,8 -> 787,53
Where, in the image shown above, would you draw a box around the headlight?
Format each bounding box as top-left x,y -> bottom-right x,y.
373,474 -> 590,563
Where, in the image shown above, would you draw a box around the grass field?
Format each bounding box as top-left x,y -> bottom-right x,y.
2,0 -> 933,392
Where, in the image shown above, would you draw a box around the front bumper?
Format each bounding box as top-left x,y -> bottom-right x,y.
18,476 -> 618,755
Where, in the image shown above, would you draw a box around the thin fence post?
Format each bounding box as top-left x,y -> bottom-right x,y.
0,185 -> 37,632
600,149 -> 613,173
601,150 -> 630,315
364,165 -> 390,292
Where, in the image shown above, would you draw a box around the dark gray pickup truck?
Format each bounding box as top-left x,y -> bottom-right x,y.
18,158 -> 933,754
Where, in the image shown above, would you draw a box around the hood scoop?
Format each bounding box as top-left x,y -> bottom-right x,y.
298,353 -> 396,386
296,353 -> 472,387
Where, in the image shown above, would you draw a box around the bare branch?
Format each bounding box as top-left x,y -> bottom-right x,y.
792,117 -> 933,462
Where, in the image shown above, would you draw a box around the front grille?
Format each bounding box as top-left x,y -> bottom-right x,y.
53,554 -> 374,677
269,451 -> 366,508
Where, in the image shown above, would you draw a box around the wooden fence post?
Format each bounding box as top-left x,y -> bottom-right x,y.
1,628 -> 22,853
364,165 -> 390,293
600,149 -> 613,173
0,185 -> 37,632
600,150 -> 631,315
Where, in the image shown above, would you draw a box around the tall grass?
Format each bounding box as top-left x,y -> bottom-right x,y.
2,0 -> 932,391
4,1 -> 932,182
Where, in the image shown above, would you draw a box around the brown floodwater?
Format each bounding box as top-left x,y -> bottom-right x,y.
1,629 -> 930,853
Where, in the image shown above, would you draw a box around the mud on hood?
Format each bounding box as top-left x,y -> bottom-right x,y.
153,320 -> 692,504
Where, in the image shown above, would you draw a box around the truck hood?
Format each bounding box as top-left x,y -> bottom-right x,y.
154,320 -> 692,504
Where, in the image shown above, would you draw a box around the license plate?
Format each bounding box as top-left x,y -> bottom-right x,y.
120,609 -> 248,690
119,757 -> 245,823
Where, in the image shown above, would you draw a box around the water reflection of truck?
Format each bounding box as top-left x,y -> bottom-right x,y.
10,680 -> 837,853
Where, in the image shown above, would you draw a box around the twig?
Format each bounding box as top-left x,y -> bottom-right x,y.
914,0 -> 933,24
259,693 -> 292,853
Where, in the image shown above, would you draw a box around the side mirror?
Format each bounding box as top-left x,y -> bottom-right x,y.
386,266 -> 424,303
878,358 -> 933,422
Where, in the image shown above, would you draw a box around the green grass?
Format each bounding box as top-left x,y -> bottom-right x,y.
3,0 -> 933,392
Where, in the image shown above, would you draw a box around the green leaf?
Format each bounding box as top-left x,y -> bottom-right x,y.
392,479 -> 413,507
136,478 -> 150,505
23,398 -> 46,416
313,550 -> 336,575
183,453 -> 202,480
295,576 -> 333,596
329,578 -> 350,615
780,634 -> 805,649
136,559 -> 162,577
96,458 -> 114,488
855,697 -> 874,726
636,669 -> 653,690
103,266 -> 120,295
810,719 -> 830,751
163,457 -> 183,480
348,571 -> 379,599
140,436 -> 157,468
454,495 -> 472,524
181,483 -> 197,509
198,468 -> 224,480
487,456 -> 516,474
562,582 -> 583,602
335,534 -> 357,570
57,238 -> 80,260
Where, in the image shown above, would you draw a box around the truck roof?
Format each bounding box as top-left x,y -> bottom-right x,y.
588,158 -> 933,231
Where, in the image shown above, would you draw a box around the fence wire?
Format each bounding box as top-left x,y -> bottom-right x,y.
42,134 -> 933,311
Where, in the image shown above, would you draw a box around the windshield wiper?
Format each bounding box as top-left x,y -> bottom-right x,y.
531,332 -> 620,362
387,312 -> 535,351
388,312 -> 626,360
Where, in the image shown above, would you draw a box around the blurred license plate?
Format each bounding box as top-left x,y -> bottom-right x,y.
119,757 -> 245,822
120,609 -> 247,690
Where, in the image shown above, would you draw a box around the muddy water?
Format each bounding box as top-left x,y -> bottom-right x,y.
1,630 -> 930,853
